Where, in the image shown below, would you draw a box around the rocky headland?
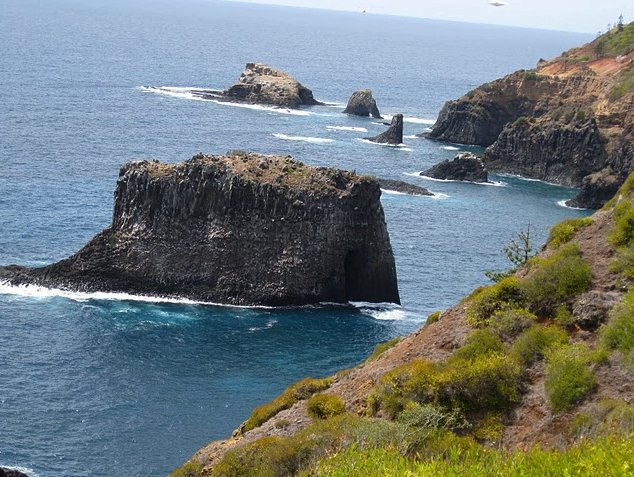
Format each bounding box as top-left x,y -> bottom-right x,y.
366,114 -> 403,145
191,63 -> 323,109
343,89 -> 382,118
422,152 -> 489,183
171,171 -> 634,477
0,153 -> 400,306
426,23 -> 634,208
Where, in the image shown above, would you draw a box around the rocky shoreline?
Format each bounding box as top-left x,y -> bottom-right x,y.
426,39 -> 634,208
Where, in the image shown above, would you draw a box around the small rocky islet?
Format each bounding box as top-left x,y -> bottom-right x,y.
183,62 -> 323,109
422,152 -> 489,183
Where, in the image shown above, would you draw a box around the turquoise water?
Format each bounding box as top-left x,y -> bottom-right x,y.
0,0 -> 592,475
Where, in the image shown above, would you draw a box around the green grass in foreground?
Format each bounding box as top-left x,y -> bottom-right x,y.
307,434 -> 634,477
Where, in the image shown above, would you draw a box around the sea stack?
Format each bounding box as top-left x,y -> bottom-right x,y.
220,63 -> 323,108
0,153 -> 400,306
422,152 -> 489,183
343,89 -> 382,118
366,114 -> 403,145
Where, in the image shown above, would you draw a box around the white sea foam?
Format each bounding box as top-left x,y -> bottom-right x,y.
358,139 -> 410,150
430,192 -> 450,200
380,188 -> 407,196
326,126 -> 368,132
350,302 -> 407,321
440,145 -> 460,151
140,85 -> 207,101
382,114 -> 436,125
557,199 -> 588,210
404,117 -> 436,125
273,133 -> 335,144
0,280 -> 273,309
404,134 -> 419,139
248,319 -> 278,332
323,101 -> 346,108
141,86 -> 312,116
417,174 -> 506,187
381,188 -> 439,198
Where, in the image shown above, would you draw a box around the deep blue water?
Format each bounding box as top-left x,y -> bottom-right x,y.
0,1 -> 593,475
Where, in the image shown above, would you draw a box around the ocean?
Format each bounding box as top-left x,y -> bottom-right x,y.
0,0 -> 592,475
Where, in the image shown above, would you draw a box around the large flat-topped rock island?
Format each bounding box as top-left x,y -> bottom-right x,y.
0,153 -> 400,306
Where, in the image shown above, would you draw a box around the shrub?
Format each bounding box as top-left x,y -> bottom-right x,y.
466,277 -> 526,326
307,394 -> 346,420
545,344 -> 597,412
365,337 -> 401,363
521,243 -> 592,315
397,402 -> 469,432
511,325 -> 568,366
489,308 -> 536,338
554,304 -> 575,327
372,352 -> 521,419
437,353 -> 521,412
472,413 -> 503,442
547,217 -> 593,248
608,242 -> 634,279
242,376 -> 332,432
570,399 -> 634,439
599,288 -> 634,365
609,198 -> 634,246
170,460 -> 204,477
452,329 -> 504,361
425,311 -> 442,326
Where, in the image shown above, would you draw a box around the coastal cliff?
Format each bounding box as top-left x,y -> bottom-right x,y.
427,23 -> 634,208
0,153 -> 399,306
172,172 -> 634,477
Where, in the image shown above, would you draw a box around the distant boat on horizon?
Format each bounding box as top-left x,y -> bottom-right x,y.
488,0 -> 507,6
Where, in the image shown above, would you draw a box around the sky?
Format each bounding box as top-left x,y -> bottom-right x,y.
225,0 -> 634,33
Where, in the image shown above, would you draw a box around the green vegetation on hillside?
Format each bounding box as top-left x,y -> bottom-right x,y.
548,217 -> 593,248
595,21 -> 634,57
241,376 -> 333,433
307,434 -> 634,477
365,337 -> 401,362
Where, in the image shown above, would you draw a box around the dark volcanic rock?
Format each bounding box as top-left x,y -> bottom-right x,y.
0,153 -> 399,306
567,167 -> 624,209
423,50 -> 634,208
0,468 -> 30,477
343,90 -> 382,118
422,152 -> 488,183
366,114 -> 403,145
196,63 -> 323,109
484,118 -> 607,187
375,178 -> 433,196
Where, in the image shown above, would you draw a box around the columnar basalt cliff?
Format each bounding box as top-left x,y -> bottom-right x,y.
427,24 -> 634,208
197,63 -> 323,109
343,89 -> 382,118
0,153 -> 400,306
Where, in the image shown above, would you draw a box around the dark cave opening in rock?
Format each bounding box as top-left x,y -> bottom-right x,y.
344,250 -> 365,301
